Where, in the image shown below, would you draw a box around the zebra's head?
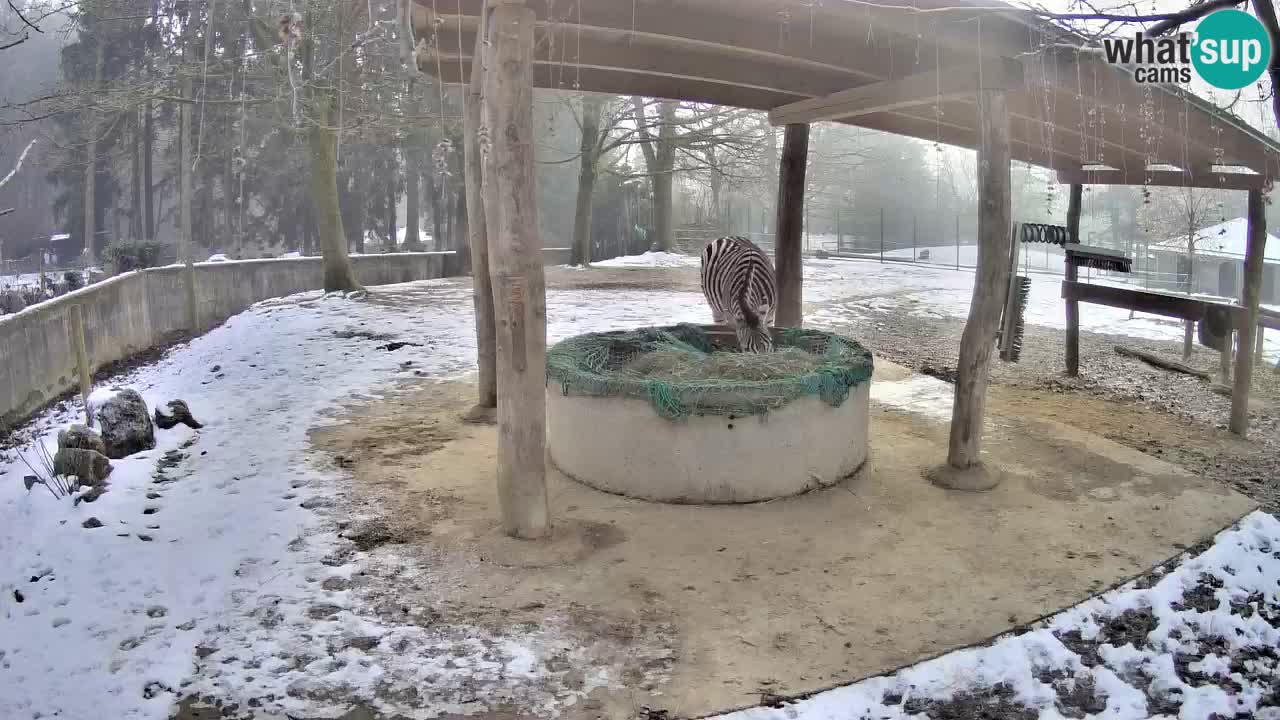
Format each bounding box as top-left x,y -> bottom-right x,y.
736,321 -> 773,353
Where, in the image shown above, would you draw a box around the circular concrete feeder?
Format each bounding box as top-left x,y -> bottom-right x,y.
545,324 -> 872,504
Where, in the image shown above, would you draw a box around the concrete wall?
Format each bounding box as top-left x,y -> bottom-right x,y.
0,252 -> 463,426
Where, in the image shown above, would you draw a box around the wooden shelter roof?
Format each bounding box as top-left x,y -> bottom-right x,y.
413,0 -> 1280,189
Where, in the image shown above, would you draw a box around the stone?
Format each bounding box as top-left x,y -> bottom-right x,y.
95,389 -> 155,459
154,399 -> 204,430
58,424 -> 107,455
82,517 -> 103,529
53,447 -> 114,486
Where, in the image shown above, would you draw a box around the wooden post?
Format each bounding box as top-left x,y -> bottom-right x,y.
68,304 -> 93,427
1219,331 -> 1233,382
463,6 -> 497,413
998,222 -> 1021,360
929,88 -> 1011,491
179,76 -> 198,331
879,207 -> 885,262
37,249 -> 46,295
1230,188 -> 1267,436
774,122 -> 808,328
955,214 -> 961,269
1256,326 -> 1265,367
483,0 -> 549,539
912,214 -> 918,260
1064,183 -> 1083,376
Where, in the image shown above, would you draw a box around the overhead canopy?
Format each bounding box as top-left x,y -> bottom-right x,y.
414,0 -> 1280,188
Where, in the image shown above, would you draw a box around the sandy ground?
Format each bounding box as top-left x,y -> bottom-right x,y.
303,343 -> 1252,718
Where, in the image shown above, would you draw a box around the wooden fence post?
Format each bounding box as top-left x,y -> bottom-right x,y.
69,304 -> 93,427
1230,188 -> 1267,436
930,87 -> 1011,491
774,122 -> 808,328
484,0 -> 549,539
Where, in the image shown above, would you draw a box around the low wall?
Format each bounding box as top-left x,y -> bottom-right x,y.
0,252 -> 463,426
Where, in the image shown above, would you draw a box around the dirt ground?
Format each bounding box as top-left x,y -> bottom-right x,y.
304,356 -> 1250,718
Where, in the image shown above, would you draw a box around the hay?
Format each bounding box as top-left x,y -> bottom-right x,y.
622,347 -> 827,382
546,324 -> 873,421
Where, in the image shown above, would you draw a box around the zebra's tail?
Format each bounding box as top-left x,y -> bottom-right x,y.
738,263 -> 761,328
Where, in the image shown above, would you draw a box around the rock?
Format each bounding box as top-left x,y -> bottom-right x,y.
0,290 -> 27,314
82,517 -> 103,529
58,424 -> 107,455
53,447 -> 114,486
95,389 -> 155,458
154,399 -> 204,430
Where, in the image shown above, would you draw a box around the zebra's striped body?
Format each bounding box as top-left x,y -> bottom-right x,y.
700,235 -> 777,353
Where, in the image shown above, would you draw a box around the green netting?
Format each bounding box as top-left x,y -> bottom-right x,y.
546,323 -> 874,421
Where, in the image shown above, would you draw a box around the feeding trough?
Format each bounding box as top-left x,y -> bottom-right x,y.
545,324 -> 873,504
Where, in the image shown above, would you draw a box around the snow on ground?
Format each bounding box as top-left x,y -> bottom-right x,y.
806,256 -> 1280,366
0,280 -> 713,720
0,259 -> 1276,719
593,250 -> 701,268
713,510 -> 1280,720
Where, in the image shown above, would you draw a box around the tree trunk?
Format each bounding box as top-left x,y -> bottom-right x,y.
130,112 -> 143,241
403,82 -> 421,250
144,102 -> 155,241
224,146 -> 235,254
179,77 -> 197,330
483,2 -> 549,539
386,173 -> 396,249
1183,234 -> 1196,359
428,170 -> 444,251
308,90 -> 361,292
83,35 -> 106,261
571,96 -> 603,266
933,88 -> 1011,490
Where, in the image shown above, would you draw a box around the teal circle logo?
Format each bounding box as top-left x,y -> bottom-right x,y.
1192,10 -> 1272,90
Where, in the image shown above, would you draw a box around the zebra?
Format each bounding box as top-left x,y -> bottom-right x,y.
700,235 -> 777,353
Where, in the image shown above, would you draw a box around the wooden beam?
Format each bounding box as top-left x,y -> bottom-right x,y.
768,58 -> 1024,126
1056,167 -> 1270,191
484,1 -> 550,539
1230,189 -> 1268,436
774,123 -> 808,328
1064,184 -> 1082,376
1061,281 -> 1220,322
936,88 -> 1012,490
464,6 -> 496,413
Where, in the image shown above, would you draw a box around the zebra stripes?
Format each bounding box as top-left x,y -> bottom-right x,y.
700,235 -> 777,353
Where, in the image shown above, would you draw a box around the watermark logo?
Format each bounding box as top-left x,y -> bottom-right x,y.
1101,9 -> 1271,90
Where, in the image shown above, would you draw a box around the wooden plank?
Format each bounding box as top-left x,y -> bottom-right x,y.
1230,188 -> 1268,436
768,58 -> 1024,126
1064,184 -> 1082,377
483,0 -> 550,539
464,6 -> 497,412
1061,281 -> 1222,322
774,123 -> 808,328
1056,167 -> 1270,191
944,88 -> 1011,481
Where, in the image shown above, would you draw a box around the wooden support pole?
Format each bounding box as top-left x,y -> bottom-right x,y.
1230,188 -> 1267,436
1257,326 -> 1266,367
930,88 -> 1011,491
68,304 -> 93,427
774,122 -> 808,328
1220,332 -> 1233,382
483,0 -> 550,539
464,6 -> 497,413
1064,184 -> 1083,376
